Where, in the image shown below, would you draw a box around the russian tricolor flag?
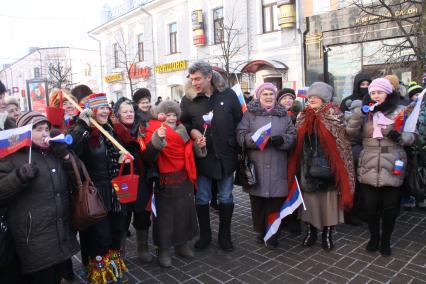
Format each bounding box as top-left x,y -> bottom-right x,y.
264,176 -> 306,242
251,122 -> 272,151
0,124 -> 32,158
231,84 -> 247,113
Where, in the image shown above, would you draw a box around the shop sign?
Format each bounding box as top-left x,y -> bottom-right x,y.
355,7 -> 419,25
155,60 -> 188,73
192,10 -> 206,46
104,73 -> 123,83
129,64 -> 151,79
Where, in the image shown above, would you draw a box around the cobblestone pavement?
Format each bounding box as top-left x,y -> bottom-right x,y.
72,187 -> 426,284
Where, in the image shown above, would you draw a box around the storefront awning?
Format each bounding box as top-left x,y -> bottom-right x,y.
240,59 -> 288,73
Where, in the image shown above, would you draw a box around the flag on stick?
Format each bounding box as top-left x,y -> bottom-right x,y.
0,124 -> 32,158
251,122 -> 272,151
232,84 -> 247,113
264,176 -> 306,242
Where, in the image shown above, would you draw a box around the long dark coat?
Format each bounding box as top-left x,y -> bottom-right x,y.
180,71 -> 243,179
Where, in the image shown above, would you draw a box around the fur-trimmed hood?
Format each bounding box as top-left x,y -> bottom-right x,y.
184,71 -> 228,101
247,100 -> 288,117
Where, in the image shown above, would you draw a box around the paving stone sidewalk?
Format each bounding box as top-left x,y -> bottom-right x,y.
72,187 -> 426,284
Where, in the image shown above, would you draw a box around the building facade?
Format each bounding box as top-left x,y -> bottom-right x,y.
0,47 -> 100,111
302,0 -> 422,101
89,0 -> 305,102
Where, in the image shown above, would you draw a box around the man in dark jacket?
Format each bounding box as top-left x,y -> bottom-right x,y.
180,61 -> 243,252
340,73 -> 371,113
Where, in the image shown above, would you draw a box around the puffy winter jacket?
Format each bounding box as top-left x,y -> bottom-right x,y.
0,148 -> 79,273
346,106 -> 415,187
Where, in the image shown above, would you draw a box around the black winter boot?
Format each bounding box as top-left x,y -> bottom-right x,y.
365,213 -> 380,252
194,204 -> 212,250
266,231 -> 280,250
302,223 -> 317,247
322,226 -> 334,251
381,209 -> 398,257
218,203 -> 234,252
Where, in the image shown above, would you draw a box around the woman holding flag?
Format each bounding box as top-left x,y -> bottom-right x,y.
68,93 -> 128,283
144,101 -> 205,267
236,82 -> 296,248
287,82 -> 355,251
346,78 -> 415,256
0,112 -> 80,283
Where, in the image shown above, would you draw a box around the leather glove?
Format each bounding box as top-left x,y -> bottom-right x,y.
387,130 -> 401,143
78,109 -> 93,127
49,129 -> 69,159
17,163 -> 39,183
270,135 -> 284,148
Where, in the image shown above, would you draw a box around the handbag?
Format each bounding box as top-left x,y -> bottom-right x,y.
69,155 -> 107,231
407,149 -> 426,200
234,142 -> 257,187
308,135 -> 332,179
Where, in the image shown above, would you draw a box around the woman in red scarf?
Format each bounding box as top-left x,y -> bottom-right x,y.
144,101 -> 206,267
288,82 -> 355,251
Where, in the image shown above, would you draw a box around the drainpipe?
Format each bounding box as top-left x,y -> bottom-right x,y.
295,0 -> 306,87
140,7 -> 158,98
88,34 -> 104,92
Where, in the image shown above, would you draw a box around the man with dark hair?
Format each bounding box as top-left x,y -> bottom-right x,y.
154,96 -> 162,106
71,84 -> 93,102
180,61 -> 243,252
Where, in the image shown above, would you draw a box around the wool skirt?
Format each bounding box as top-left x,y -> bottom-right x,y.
300,190 -> 343,229
153,179 -> 199,248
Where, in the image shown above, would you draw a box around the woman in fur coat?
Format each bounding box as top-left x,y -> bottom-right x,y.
144,101 -> 206,267
288,82 -> 355,251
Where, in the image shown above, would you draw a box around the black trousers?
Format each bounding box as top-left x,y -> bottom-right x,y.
361,184 -> 400,216
124,210 -> 152,232
23,260 -> 68,284
249,195 -> 285,234
80,211 -> 125,259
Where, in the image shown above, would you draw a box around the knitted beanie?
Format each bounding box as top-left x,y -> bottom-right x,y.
407,81 -> 423,99
16,111 -> 50,128
86,93 -> 109,109
368,78 -> 393,95
132,88 -> 151,104
277,88 -> 296,103
307,82 -> 334,103
255,83 -> 277,99
384,75 -> 399,90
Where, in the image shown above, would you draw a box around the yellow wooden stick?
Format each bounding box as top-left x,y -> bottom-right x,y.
61,91 -> 129,155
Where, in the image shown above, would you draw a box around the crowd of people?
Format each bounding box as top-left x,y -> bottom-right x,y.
0,60 -> 425,284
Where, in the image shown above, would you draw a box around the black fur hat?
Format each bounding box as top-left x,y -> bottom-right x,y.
133,88 -> 151,104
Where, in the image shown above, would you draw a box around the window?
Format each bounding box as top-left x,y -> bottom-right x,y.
34,67 -> 40,78
213,7 -> 224,44
169,22 -> 177,54
262,0 -> 279,33
137,33 -> 144,62
113,43 -> 119,68
171,85 -> 184,101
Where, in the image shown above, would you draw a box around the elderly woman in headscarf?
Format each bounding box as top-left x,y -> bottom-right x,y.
288,82 -> 355,251
236,83 -> 296,248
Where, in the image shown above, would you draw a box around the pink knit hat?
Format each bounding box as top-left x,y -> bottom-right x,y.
368,78 -> 393,94
255,83 -> 278,99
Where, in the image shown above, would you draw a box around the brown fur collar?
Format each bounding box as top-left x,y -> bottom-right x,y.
184,71 -> 228,101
